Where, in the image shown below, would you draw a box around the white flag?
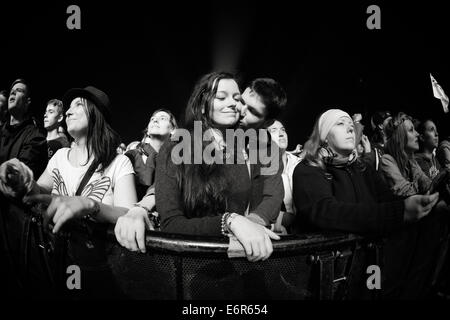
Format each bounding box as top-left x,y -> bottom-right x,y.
430,73 -> 449,113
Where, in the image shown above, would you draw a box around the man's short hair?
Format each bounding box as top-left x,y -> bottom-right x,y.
249,78 -> 287,121
0,89 -> 8,98
10,78 -> 31,97
47,99 -> 64,115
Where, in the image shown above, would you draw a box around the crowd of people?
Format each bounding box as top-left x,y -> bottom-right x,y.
0,74 -> 450,299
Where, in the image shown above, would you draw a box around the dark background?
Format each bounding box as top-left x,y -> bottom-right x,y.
1,1 -> 449,148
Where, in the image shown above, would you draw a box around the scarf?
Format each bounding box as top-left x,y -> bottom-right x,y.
319,146 -> 358,168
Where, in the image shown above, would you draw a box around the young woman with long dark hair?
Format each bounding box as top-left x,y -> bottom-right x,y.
381,112 -> 432,196
0,86 -> 137,297
379,112 -> 450,298
154,72 -> 282,262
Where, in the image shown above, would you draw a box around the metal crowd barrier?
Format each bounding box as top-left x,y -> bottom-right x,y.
106,231 -> 372,300
1,199 -> 377,300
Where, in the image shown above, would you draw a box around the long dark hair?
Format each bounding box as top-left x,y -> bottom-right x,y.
179,72 -> 238,218
82,98 -> 121,172
384,112 -> 413,178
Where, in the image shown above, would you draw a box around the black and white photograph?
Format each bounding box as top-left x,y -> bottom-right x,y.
1,0 -> 449,310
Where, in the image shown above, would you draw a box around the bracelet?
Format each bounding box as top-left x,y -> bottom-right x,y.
221,212 -> 238,237
221,212 -> 231,236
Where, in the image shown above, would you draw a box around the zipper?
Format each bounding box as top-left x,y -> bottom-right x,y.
344,166 -> 358,200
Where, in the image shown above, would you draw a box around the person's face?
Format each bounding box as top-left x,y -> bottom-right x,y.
147,111 -> 174,136
421,120 -> 439,150
44,104 -> 63,130
8,83 -> 30,114
209,79 -> 240,128
267,120 -> 288,150
65,98 -> 89,137
116,143 -> 126,154
404,119 -> 419,153
327,116 -> 356,156
237,87 -> 267,129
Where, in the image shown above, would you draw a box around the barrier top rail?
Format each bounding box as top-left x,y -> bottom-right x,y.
107,230 -> 365,255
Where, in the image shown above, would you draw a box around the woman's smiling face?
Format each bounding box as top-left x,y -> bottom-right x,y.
66,97 -> 89,137
209,78 -> 241,128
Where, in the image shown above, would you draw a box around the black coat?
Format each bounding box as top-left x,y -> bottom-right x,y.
293,160 -> 447,299
0,118 -> 48,178
292,161 -> 405,236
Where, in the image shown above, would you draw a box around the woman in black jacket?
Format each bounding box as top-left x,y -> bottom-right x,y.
292,109 -> 442,298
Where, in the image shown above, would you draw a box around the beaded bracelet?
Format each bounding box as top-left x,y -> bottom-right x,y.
221,212 -> 231,236
221,212 -> 238,237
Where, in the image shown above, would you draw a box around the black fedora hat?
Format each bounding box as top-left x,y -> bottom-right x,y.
63,86 -> 112,123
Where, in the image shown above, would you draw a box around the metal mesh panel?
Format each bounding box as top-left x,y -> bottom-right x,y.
108,245 -> 178,299
181,254 -> 315,300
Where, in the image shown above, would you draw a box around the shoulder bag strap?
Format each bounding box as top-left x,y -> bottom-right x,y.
75,161 -> 98,196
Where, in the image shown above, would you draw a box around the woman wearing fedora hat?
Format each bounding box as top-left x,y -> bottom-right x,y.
0,86 -> 137,297
17,86 -> 137,230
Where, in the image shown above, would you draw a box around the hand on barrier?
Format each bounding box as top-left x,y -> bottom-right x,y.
404,192 -> 439,223
229,215 -> 280,262
24,194 -> 99,233
271,212 -> 288,235
114,206 -> 149,253
0,158 -> 34,199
